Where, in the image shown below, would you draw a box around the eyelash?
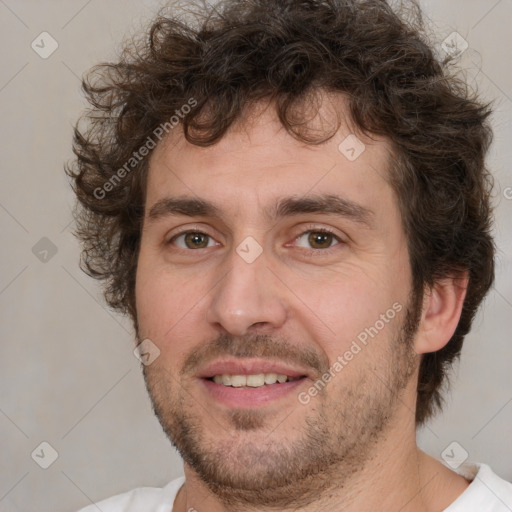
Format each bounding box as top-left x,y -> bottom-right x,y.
168,226 -> 344,255
168,228 -> 219,250
292,227 -> 343,254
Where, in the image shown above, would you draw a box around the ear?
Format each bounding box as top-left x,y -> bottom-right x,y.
414,273 -> 468,355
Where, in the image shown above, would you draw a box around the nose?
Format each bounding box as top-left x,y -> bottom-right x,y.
205,244 -> 288,336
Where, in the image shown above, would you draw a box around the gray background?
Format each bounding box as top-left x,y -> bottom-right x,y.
0,1 -> 511,511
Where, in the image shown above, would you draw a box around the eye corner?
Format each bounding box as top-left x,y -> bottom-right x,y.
167,229 -> 220,250
292,228 -> 343,251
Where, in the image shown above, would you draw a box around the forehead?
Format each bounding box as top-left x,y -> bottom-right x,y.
145,97 -> 396,221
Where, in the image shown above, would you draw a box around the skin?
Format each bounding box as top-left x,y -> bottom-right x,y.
135,96 -> 470,512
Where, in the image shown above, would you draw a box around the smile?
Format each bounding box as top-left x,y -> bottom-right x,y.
209,373 -> 299,387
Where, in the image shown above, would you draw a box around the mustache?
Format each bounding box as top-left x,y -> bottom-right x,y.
179,332 -> 330,379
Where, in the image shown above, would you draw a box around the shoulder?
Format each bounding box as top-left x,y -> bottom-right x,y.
445,463 -> 512,511
75,476 -> 185,512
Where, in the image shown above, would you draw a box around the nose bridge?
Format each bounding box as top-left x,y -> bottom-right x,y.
206,239 -> 287,335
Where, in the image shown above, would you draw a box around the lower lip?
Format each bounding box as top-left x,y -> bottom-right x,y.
201,378 -> 307,408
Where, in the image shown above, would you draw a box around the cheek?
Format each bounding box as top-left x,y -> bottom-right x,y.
282,263 -> 407,361
135,254 -> 208,344
136,272 -> 211,371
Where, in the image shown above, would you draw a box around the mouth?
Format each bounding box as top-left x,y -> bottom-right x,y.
197,359 -> 310,408
207,372 -> 302,387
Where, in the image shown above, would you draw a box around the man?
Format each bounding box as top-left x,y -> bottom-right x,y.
68,0 -> 511,510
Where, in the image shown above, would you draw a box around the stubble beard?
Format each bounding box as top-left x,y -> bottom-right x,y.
140,298 -> 420,509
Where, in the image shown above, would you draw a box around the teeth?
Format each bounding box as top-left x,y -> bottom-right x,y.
231,375 -> 246,387
246,374 -> 265,387
212,373 -> 296,387
264,372 -> 278,384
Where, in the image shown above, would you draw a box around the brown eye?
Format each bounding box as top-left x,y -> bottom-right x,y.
172,232 -> 215,249
185,232 -> 209,248
294,230 -> 341,250
308,231 -> 334,249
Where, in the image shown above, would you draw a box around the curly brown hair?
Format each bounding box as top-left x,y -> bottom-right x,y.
66,0 -> 495,425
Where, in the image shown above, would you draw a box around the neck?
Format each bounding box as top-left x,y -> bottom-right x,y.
173,419 -> 469,512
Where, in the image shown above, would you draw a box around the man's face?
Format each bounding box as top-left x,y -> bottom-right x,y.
135,99 -> 420,507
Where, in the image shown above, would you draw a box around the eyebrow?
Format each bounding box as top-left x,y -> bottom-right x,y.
146,194 -> 373,227
273,194 -> 373,227
147,197 -> 220,221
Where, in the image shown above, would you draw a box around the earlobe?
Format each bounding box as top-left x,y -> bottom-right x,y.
415,273 -> 468,355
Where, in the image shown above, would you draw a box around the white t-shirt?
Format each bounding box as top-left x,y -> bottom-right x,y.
76,463 -> 512,511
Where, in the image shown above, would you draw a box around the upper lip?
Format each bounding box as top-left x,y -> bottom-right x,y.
196,358 -> 310,379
